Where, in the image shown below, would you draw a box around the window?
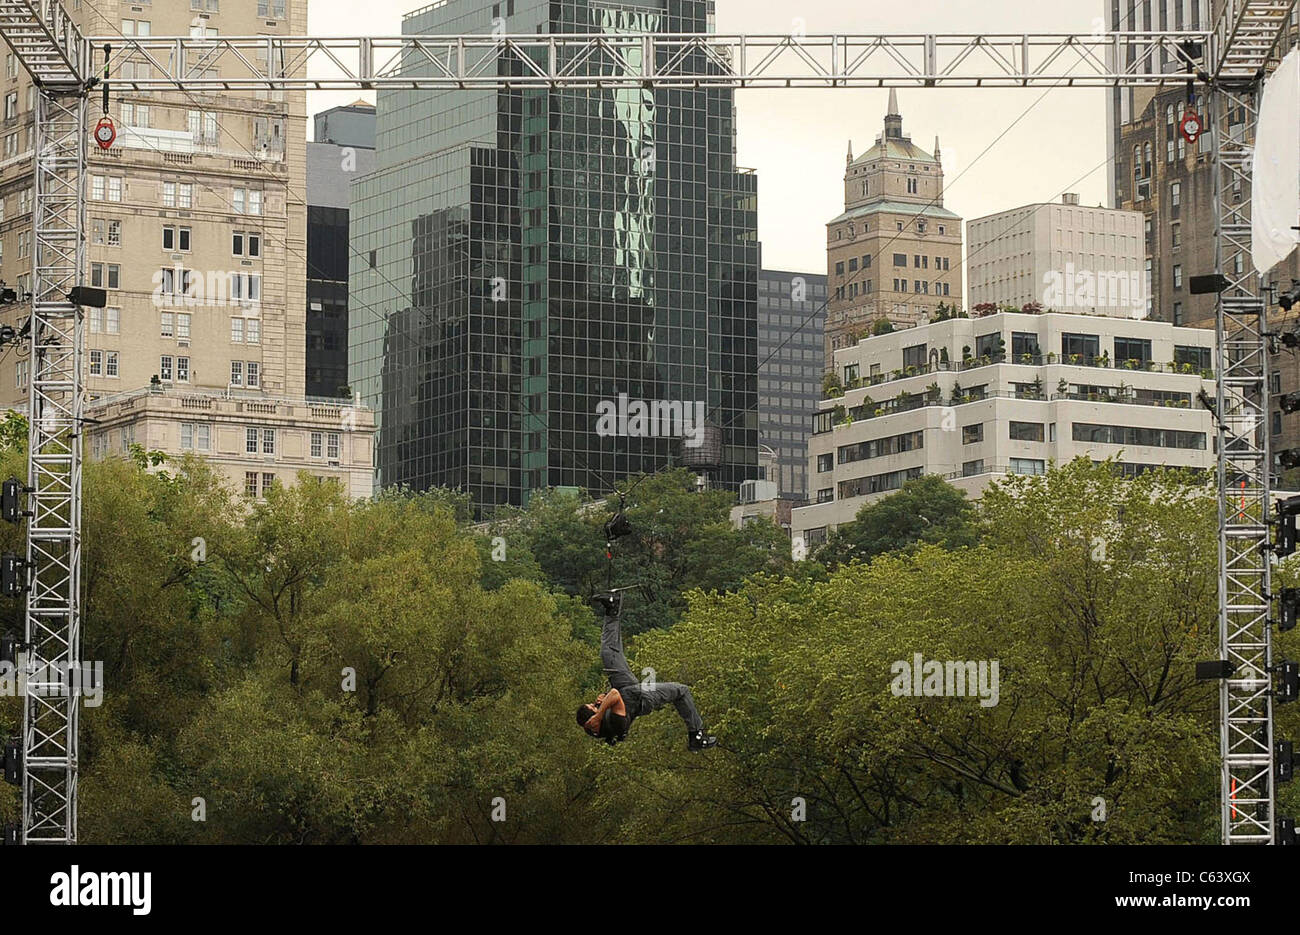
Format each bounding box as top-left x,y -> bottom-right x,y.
230,273 -> 261,303
105,352 -> 118,377
1174,345 -> 1213,372
246,361 -> 259,387
834,261 -> 844,277
962,459 -> 985,477
159,355 -> 173,381
962,424 -> 983,444
91,176 -> 105,201
89,349 -> 102,375
89,308 -> 102,333
893,253 -> 907,267
327,433 -> 341,459
233,188 -> 262,215
162,181 -> 175,207
121,102 -> 150,128
180,423 -> 210,452
245,428 -> 258,454
107,265 -> 120,289
902,343 -> 927,369
1170,181 -> 1181,219
1072,422 -> 1206,450
244,472 -> 258,497
1173,264 -> 1183,290
160,312 -> 174,337
162,226 -> 191,252
105,307 -> 119,334
232,231 -> 261,257
261,473 -> 275,496
1009,458 -> 1046,476
231,318 -> 244,342
177,357 -> 189,382
246,318 -> 260,344
1113,337 -> 1152,365
310,432 -> 323,458
4,93 -> 16,121
108,220 -> 121,246
816,453 -> 832,473
187,109 -> 218,144
177,314 -> 190,340
91,218 -> 105,244
262,429 -> 275,455
816,488 -> 833,504
1061,333 -> 1099,360
230,361 -> 243,386
107,177 -> 122,202
1009,421 -> 1045,442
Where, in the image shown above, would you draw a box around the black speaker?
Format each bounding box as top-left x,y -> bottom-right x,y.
67,286 -> 107,309
1190,273 -> 1230,295
1196,660 -> 1235,680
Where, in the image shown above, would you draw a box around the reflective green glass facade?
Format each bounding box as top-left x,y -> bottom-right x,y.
351,0 -> 759,515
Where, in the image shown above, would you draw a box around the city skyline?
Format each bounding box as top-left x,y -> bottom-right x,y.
305,0 -> 1115,278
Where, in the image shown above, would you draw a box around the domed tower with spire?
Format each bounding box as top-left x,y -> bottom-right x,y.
823,92 -> 964,370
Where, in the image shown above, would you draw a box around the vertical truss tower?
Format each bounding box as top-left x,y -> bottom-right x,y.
1210,0 -> 1298,845
0,0 -> 85,844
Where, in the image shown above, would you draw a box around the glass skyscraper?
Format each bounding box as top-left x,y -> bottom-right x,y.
757,270 -> 826,501
351,0 -> 759,516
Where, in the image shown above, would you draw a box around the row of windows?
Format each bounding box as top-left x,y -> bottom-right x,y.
181,425 -> 337,461
838,466 -> 923,499
90,178 -> 264,215
1072,422 -> 1206,450
834,430 -> 924,466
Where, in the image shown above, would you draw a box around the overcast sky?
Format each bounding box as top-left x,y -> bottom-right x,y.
306,0 -> 1114,274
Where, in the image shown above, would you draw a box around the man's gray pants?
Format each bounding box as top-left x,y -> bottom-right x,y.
600,610 -> 704,733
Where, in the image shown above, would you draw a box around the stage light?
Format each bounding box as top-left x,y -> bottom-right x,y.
1282,588 -> 1300,632
1283,391 -> 1300,415
1281,283 -> 1300,312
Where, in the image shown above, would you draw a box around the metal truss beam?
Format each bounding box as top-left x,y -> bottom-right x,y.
0,1 -> 1290,848
0,0 -> 85,87
1210,0 -> 1297,845
1212,0 -> 1299,83
21,88 -> 85,845
85,31 -> 1211,91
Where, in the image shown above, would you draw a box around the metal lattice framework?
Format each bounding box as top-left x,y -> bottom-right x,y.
1210,0 -> 1298,846
86,30 -> 1212,91
0,0 -> 1295,845
0,0 -> 85,845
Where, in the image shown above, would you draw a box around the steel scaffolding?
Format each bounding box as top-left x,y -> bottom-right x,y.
0,0 -> 1294,844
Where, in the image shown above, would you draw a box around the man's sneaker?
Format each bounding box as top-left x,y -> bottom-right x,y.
687,729 -> 718,751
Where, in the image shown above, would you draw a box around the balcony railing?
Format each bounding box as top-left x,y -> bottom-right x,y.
816,387 -> 1203,433
827,354 -> 1214,399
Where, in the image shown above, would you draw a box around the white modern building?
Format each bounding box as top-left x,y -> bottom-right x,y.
967,194 -> 1147,318
792,310 -> 1217,546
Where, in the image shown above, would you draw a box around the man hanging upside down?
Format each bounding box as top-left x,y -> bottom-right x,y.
576,591 -> 717,751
